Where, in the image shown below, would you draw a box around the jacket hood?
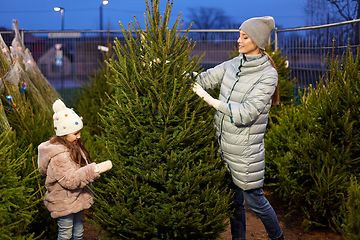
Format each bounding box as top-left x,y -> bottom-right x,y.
37,140 -> 68,176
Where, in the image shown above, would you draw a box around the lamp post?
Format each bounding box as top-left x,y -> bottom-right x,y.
100,0 -> 109,31
54,7 -> 65,30
54,7 -> 65,90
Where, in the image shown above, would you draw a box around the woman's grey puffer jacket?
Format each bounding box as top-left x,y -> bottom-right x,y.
196,53 -> 278,190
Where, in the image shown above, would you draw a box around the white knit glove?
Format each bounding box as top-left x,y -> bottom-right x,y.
192,82 -> 221,110
95,160 -> 113,174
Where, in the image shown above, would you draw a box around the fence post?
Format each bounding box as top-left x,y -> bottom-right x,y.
274,27 -> 278,51
358,20 -> 360,45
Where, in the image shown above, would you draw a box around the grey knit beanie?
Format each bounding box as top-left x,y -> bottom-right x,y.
239,16 -> 275,50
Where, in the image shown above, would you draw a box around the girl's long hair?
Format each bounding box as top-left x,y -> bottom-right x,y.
260,49 -> 280,105
50,135 -> 91,167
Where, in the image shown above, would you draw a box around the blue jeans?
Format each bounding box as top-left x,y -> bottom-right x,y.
230,186 -> 283,240
57,211 -> 84,240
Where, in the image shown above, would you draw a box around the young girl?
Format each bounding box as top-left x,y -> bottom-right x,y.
38,99 -> 112,240
193,16 -> 283,240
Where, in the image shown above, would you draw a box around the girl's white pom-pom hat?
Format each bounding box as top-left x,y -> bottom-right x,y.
52,99 -> 83,136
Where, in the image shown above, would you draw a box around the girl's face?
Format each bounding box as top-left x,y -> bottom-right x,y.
66,130 -> 81,143
237,30 -> 260,55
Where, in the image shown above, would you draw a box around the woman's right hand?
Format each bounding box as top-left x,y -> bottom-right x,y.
192,82 -> 221,110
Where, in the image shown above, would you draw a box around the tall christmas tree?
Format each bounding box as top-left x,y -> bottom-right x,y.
90,0 -> 233,239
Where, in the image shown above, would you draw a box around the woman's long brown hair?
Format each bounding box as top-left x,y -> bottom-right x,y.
260,49 -> 280,105
50,135 -> 91,167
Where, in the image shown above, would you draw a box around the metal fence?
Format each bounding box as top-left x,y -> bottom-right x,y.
274,19 -> 360,88
1,19 -> 359,103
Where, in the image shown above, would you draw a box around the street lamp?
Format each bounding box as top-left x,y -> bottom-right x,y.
54,7 -> 65,30
100,0 -> 108,31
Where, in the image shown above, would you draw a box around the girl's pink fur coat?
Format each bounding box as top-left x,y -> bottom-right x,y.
37,140 -> 100,219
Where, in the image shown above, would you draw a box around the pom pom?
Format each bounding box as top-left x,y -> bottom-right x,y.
53,99 -> 66,113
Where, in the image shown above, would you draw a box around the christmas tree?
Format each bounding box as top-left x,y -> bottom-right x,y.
74,39 -> 115,158
89,0 -> 233,239
0,21 -> 60,238
0,130 -> 40,240
264,44 -> 360,230
334,176 -> 360,239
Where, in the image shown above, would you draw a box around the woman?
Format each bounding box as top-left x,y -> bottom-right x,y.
192,16 -> 283,240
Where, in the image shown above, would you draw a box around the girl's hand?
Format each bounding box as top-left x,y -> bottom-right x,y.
95,160 -> 113,174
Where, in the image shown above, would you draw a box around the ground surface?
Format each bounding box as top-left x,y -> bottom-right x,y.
83,189 -> 343,240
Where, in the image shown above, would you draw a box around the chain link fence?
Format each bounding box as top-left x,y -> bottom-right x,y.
1,19 -> 359,102
275,19 -> 360,88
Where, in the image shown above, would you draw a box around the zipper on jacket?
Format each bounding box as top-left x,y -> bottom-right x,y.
218,54 -> 266,145
218,56 -> 245,145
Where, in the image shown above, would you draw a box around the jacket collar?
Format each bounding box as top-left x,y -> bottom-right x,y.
236,53 -> 270,76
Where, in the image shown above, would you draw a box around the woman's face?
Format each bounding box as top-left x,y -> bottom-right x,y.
65,130 -> 81,143
237,30 -> 260,55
